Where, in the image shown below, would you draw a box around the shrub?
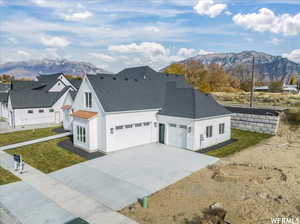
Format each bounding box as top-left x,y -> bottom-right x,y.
286,108 -> 300,125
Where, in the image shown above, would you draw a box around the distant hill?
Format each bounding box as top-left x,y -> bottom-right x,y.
0,59 -> 109,79
169,51 -> 300,83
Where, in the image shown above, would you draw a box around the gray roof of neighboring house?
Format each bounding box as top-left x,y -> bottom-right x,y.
0,93 -> 8,103
11,80 -> 46,91
225,106 -> 279,116
69,79 -> 82,89
36,73 -> 63,83
117,66 -> 162,79
10,87 -> 69,109
159,82 -> 232,119
0,84 -> 11,93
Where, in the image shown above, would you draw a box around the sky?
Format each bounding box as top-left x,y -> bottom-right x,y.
0,0 -> 299,72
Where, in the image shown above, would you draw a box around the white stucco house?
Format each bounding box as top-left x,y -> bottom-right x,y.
63,66 -> 232,153
0,83 -> 10,120
8,73 -> 81,127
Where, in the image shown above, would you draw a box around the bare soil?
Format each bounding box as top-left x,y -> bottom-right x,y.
121,122 -> 300,224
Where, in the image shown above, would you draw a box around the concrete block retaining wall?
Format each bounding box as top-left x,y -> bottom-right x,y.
231,113 -> 280,135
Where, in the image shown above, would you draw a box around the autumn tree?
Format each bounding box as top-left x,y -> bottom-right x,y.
290,75 -> 298,85
163,63 -> 185,75
269,81 -> 282,92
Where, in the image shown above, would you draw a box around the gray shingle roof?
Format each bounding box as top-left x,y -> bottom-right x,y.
0,93 -> 8,103
0,84 -> 11,93
159,82 -> 231,119
87,66 -> 229,118
10,87 -> 69,109
11,80 -> 46,91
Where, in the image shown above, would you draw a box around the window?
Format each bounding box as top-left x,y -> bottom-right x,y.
219,123 -> 225,134
85,92 -> 92,108
77,126 -> 86,143
143,122 -> 151,126
110,128 -> 114,134
27,110 -> 33,114
125,124 -> 133,129
49,109 -> 54,112
169,123 -> 176,127
206,126 -> 213,138
154,122 -> 157,128
39,109 -> 44,113
116,125 -> 123,130
179,125 -> 187,129
188,127 -> 192,133
135,123 -> 142,127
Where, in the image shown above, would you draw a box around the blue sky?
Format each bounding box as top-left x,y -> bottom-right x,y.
0,0 -> 299,72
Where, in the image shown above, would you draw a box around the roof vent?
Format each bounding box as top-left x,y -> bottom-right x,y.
134,78 -> 138,82
125,78 -> 128,81
113,77 -> 117,80
100,76 -> 104,79
166,74 -> 169,76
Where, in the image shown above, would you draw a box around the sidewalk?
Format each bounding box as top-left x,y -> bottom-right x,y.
0,152 -> 137,224
0,132 -> 71,151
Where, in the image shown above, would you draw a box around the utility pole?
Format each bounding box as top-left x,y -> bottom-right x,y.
250,56 -> 255,108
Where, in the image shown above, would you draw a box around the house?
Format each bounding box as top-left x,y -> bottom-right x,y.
0,83 -> 11,120
8,73 -> 81,127
282,84 -> 299,94
63,66 -> 231,153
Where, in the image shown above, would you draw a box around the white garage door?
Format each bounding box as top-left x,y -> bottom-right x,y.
114,122 -> 152,149
168,124 -> 187,149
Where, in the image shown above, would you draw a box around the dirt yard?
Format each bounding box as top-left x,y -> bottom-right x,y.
121,123 -> 300,224
212,92 -> 300,108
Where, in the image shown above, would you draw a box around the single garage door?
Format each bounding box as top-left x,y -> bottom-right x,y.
168,124 -> 187,149
114,122 -> 152,149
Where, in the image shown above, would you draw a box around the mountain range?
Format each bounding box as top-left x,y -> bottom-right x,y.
0,59 -> 108,79
178,51 -> 300,83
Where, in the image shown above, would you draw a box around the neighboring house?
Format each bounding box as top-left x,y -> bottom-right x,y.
0,84 -> 11,120
282,84 -> 299,94
254,86 -> 269,92
63,66 -> 231,153
8,73 -> 81,127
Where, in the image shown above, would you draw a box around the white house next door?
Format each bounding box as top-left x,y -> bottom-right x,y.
168,124 -> 187,149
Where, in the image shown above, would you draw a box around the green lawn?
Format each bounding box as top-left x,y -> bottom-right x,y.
5,137 -> 86,173
0,126 -> 61,147
206,129 -> 272,158
0,167 -> 21,185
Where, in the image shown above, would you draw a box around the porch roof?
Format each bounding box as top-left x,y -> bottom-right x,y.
71,110 -> 97,119
62,105 -> 71,110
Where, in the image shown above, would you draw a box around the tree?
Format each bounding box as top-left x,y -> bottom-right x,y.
163,63 -> 185,75
290,75 -> 298,85
269,81 -> 282,92
240,80 -> 252,91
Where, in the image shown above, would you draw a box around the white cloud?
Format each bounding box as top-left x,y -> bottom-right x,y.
177,48 -> 196,56
40,36 -> 70,48
88,53 -> 115,62
64,11 -> 93,21
8,37 -> 18,44
282,49 -> 300,63
270,37 -> 281,45
194,0 -> 227,18
144,26 -> 160,32
31,0 -> 67,9
198,49 -> 214,55
17,50 -> 30,58
108,42 -> 169,56
233,8 -> 300,36
45,48 -> 59,58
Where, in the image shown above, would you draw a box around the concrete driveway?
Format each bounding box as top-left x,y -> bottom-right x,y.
50,143 -> 218,210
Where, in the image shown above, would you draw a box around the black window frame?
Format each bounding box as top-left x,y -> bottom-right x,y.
219,123 -> 225,134
85,92 -> 92,108
206,126 -> 213,138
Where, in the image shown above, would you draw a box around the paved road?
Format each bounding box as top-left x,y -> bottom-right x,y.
0,152 -> 137,224
0,132 -> 71,151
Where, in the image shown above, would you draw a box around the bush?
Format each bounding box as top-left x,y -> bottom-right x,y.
286,108 -> 300,125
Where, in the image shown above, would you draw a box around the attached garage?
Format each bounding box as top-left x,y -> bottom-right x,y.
113,122 -> 153,150
167,123 -> 187,149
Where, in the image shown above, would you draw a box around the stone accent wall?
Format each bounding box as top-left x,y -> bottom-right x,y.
231,113 -> 279,135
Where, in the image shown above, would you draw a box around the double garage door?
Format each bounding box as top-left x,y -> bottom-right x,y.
168,124 -> 187,149
114,123 -> 152,149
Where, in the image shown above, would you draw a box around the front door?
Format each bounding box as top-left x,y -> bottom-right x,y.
159,123 -> 165,144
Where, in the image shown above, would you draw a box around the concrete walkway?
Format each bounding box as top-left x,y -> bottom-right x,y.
0,152 -> 137,224
0,132 -> 71,151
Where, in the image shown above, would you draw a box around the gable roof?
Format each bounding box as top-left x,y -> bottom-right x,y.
36,73 -> 63,83
87,67 -> 189,113
0,93 -> 8,103
9,87 -> 70,109
159,82 -> 231,119
11,80 -> 46,91
0,84 -> 11,93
